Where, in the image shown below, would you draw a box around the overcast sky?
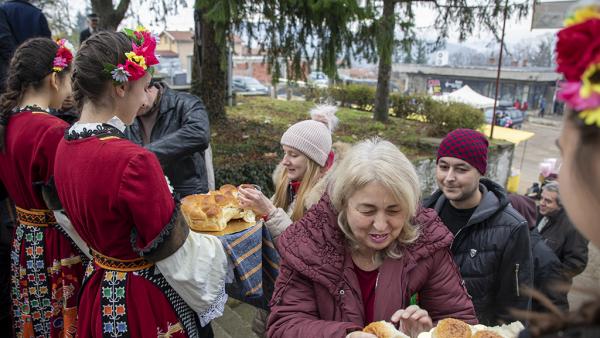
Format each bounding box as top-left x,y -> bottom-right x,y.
73,0 -> 560,49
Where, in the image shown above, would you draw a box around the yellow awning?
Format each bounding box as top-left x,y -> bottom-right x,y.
480,125 -> 535,145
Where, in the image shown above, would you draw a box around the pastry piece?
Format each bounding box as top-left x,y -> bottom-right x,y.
472,331 -> 503,338
181,185 -> 256,232
363,321 -> 409,338
432,318 -> 471,338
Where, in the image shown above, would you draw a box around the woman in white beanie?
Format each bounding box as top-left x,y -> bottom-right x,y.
238,104 -> 342,337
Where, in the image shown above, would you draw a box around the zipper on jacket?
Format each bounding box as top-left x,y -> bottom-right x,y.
514,263 -> 520,297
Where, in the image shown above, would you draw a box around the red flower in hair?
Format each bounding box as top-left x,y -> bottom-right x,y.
56,47 -> 73,65
122,60 -> 146,81
556,18 -> 600,81
132,31 -> 159,66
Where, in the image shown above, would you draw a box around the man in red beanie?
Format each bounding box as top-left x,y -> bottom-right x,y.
423,128 -> 533,326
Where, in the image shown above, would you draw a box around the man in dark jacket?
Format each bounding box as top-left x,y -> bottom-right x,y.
423,128 -> 533,326
0,8 -> 15,94
0,185 -> 15,334
508,194 -> 570,312
536,182 -> 588,280
529,229 -> 570,312
126,81 -> 210,199
0,0 -> 50,94
79,13 -> 98,45
0,0 -> 50,44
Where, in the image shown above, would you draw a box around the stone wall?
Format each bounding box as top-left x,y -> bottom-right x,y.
413,137 -> 515,197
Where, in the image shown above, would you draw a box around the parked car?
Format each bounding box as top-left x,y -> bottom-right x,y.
232,76 -> 269,96
484,106 -> 526,129
308,71 -> 329,88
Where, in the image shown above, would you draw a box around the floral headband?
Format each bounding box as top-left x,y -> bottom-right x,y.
103,26 -> 159,84
556,5 -> 600,127
52,39 -> 74,73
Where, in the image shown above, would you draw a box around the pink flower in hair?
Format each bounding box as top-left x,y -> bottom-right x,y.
558,81 -> 600,111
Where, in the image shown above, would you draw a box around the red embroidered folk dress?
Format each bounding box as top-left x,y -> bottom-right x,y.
54,123 -> 204,337
0,107 -> 84,337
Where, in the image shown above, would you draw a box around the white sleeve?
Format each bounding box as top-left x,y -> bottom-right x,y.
156,231 -> 229,326
52,210 -> 92,259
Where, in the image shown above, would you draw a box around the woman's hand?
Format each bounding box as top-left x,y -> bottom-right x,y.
238,186 -> 276,218
391,305 -> 433,338
345,332 -> 376,338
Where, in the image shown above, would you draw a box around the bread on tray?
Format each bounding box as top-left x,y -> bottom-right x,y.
363,321 -> 409,338
181,184 -> 256,232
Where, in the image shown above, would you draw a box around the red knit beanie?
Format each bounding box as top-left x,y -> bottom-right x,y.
437,128 -> 489,175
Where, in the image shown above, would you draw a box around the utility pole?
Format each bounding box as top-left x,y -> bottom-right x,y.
490,0 -> 509,140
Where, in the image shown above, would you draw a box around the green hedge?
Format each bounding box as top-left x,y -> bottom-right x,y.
389,94 -> 435,119
422,101 -> 485,137
305,87 -> 484,136
215,161 -> 278,197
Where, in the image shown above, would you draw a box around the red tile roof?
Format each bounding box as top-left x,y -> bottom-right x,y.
163,31 -> 193,42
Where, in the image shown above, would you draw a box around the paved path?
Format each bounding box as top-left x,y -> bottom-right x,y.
213,299 -> 260,338
514,121 -> 562,193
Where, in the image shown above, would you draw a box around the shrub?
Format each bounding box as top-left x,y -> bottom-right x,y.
215,160 -> 278,197
390,94 -> 436,118
422,101 -> 485,137
305,84 -> 375,111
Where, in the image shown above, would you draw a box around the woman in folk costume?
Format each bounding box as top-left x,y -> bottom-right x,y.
0,38 -> 84,336
238,105 -> 343,337
53,29 -> 228,337
517,2 -> 600,338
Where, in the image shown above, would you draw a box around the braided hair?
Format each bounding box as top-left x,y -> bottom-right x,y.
72,31 -> 132,110
0,38 -> 69,150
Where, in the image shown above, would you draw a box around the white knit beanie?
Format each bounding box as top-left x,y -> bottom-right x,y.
280,120 -> 333,166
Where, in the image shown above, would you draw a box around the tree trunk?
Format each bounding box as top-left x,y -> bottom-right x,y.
91,0 -> 131,31
191,6 -> 227,122
373,0 -> 395,123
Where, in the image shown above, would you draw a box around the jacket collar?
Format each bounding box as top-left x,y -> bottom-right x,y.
425,178 -> 509,227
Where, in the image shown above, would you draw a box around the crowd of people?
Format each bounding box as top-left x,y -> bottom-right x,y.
0,1 -> 599,338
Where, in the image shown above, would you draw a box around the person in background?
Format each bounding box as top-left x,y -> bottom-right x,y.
79,13 -> 98,45
539,97 -> 546,118
423,128 -> 533,325
267,138 -> 477,338
509,193 -> 570,312
125,80 -> 210,199
0,185 -> 15,336
536,182 -> 588,283
0,8 -> 15,94
0,0 -> 50,44
49,94 -> 79,125
0,0 -> 51,94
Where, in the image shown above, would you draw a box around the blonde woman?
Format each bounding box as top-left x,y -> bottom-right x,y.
267,139 -> 476,338
238,105 -> 341,336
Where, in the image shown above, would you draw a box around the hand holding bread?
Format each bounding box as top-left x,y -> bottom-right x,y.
238,184 -> 275,218
391,305 -> 433,338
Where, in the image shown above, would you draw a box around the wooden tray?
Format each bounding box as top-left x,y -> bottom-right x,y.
192,218 -> 256,236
